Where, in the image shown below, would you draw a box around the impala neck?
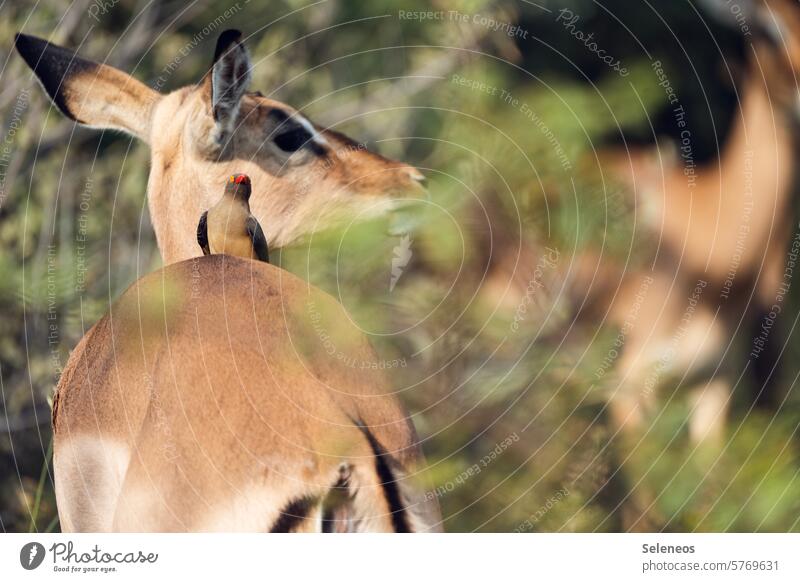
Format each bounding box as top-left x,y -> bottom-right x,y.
654,64 -> 797,283
720,70 -> 794,186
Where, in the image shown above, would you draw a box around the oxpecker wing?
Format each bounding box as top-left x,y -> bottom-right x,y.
247,215 -> 269,263
197,211 -> 210,255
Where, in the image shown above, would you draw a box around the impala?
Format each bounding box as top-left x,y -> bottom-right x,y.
468,0 -> 800,528
598,0 -> 800,444
483,0 -> 800,445
15,29 -> 436,531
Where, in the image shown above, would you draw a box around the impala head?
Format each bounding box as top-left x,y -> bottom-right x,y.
14,29 -> 426,263
704,0 -> 800,115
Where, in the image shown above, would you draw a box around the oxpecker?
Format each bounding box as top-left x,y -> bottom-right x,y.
197,174 -> 269,262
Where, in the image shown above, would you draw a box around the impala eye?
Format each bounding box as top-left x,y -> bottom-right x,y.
274,126 -> 312,152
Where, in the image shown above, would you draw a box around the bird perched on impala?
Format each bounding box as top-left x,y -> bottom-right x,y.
197,174 -> 269,263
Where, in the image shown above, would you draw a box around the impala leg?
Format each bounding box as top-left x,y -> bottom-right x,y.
607,386 -> 665,532
688,378 -> 730,448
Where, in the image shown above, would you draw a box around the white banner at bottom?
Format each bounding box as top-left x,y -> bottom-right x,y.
2,533 -> 798,581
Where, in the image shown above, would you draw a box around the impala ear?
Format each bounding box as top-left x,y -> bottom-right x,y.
14,33 -> 159,142
203,29 -> 252,145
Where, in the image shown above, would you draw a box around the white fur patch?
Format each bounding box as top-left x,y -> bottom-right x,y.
294,113 -> 328,148
193,483 -> 318,532
54,436 -> 130,532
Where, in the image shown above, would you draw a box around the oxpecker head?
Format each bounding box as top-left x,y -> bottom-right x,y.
225,173 -> 252,201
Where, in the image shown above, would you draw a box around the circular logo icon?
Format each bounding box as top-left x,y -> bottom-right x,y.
19,542 -> 46,570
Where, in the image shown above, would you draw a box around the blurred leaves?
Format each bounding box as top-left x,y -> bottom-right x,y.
1,0 -> 799,534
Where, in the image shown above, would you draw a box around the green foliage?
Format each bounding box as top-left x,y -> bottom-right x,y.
1,0 -> 798,533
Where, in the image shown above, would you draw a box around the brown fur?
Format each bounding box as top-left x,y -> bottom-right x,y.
53,256 -> 441,532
